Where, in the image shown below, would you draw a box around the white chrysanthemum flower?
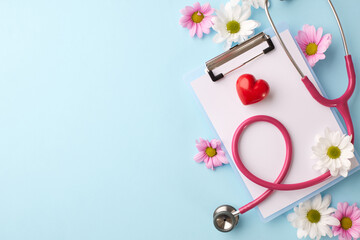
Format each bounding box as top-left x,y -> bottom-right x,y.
312,128 -> 354,177
242,0 -> 269,9
287,194 -> 340,240
212,0 -> 260,50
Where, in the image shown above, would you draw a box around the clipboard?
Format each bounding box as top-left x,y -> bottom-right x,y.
185,24 -> 360,222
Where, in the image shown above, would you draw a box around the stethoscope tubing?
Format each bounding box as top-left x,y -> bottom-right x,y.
213,1 -> 357,232
231,115 -> 333,214
302,55 -> 356,139
233,0 -> 356,215
265,0 -> 356,140
213,0 -> 356,232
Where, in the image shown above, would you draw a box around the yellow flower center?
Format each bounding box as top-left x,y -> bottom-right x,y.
307,209 -> 321,223
306,43 -> 318,56
205,147 -> 217,157
327,146 -> 341,159
341,217 -> 352,230
226,20 -> 240,34
191,11 -> 204,23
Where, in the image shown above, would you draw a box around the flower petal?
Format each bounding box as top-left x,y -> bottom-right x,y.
195,138 -> 208,151
193,2 -> 201,12
287,212 -> 296,222
317,53 -> 326,60
312,194 -> 322,209
224,39 -> 233,50
202,26 -> 211,34
232,5 -> 242,20
214,5 -> 228,23
230,0 -> 240,7
348,227 -> 360,238
213,33 -> 226,43
205,157 -> 214,170
309,223 -> 317,239
317,34 -> 332,53
307,54 -> 319,67
224,2 -> 234,19
210,139 -> 220,149
315,27 -> 323,45
331,131 -> 341,146
212,156 -> 223,167
297,228 -> 308,238
340,202 -> 349,213
194,152 -> 206,163
239,5 -> 251,22
350,208 -> 360,220
201,3 -> 212,15
180,6 -> 195,16
179,15 -> 191,25
323,215 -> 340,226
320,194 -> 332,209
346,203 -> 355,217
297,30 -> 310,47
303,24 -> 317,43
240,20 -> 260,31
323,225 -> 333,238
196,24 -> 203,38
339,135 -> 352,149
217,154 -> 229,164
340,168 -> 349,177
341,159 -> 351,168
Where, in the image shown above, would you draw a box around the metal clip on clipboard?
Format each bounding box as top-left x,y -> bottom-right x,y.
206,32 -> 275,82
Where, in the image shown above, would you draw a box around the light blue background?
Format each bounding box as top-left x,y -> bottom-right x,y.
0,0 -> 359,240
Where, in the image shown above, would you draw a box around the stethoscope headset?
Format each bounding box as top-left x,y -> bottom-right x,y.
213,0 -> 356,232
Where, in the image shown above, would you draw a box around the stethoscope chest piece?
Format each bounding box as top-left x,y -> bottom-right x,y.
213,205 -> 239,232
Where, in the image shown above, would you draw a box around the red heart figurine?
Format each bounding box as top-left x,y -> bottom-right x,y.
236,74 -> 270,105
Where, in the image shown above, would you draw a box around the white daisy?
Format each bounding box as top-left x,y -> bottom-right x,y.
312,128 -> 354,177
287,194 -> 340,240
212,0 -> 260,50
242,0 -> 269,9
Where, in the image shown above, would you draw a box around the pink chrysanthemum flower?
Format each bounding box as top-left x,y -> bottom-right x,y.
194,138 -> 228,170
179,2 -> 214,38
295,24 -> 332,67
332,202 -> 360,240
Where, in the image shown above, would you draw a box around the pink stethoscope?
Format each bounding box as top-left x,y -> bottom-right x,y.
213,0 -> 356,232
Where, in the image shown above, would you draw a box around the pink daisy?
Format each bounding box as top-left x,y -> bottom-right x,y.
332,202 -> 360,240
194,138 -> 228,170
179,2 -> 214,38
295,24 -> 332,67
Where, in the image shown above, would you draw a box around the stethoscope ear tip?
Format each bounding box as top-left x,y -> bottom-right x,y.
213,205 -> 239,232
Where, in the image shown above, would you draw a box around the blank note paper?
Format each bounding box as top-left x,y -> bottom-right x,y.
190,29 -> 359,221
